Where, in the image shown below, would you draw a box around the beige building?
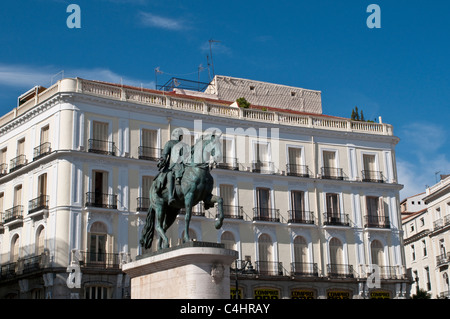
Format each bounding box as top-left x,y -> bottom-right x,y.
403,175 -> 450,298
0,75 -> 410,298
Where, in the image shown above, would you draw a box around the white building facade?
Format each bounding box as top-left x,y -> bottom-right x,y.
0,76 -> 410,298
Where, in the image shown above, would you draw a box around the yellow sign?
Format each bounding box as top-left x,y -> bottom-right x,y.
254,288 -> 280,299
291,290 -> 316,299
370,291 -> 391,299
327,290 -> 351,299
230,287 -> 243,299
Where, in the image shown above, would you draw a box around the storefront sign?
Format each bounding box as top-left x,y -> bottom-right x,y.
370,291 -> 391,299
254,288 -> 280,299
230,287 -> 243,299
327,290 -> 351,299
291,289 -> 316,299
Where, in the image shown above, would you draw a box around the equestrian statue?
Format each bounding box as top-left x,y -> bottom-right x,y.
140,128 -> 224,250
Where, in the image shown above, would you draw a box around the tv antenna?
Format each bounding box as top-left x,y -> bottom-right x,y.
208,39 -> 220,78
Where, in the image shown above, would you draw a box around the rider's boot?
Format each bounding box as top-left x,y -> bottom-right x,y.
168,177 -> 175,206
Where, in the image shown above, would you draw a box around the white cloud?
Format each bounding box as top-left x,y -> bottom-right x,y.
0,64 -> 155,90
138,12 -> 186,31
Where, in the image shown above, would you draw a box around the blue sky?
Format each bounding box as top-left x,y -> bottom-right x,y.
0,0 -> 449,199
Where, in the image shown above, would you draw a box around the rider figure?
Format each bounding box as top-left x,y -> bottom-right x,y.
157,128 -> 189,206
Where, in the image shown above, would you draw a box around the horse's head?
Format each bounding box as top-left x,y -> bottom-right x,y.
192,131 -> 222,166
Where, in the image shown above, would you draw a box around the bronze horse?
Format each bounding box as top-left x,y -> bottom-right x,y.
140,132 -> 224,250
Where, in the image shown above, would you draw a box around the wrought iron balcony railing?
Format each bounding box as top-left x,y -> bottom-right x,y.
323,213 -> 350,226
364,215 -> 390,229
251,161 -> 275,174
288,210 -> 315,224
216,157 -> 239,170
10,155 -> 27,173
362,170 -> 386,183
179,207 -> 205,217
436,252 -> 450,266
286,164 -> 310,178
137,197 -> 150,212
79,251 -> 121,270
85,192 -> 118,209
327,264 -> 355,278
255,261 -> 284,276
290,262 -> 319,277
253,207 -> 280,222
321,167 -> 345,180
4,205 -> 23,224
28,195 -> 49,214
33,142 -> 52,160
138,146 -> 161,161
217,205 -> 244,220
88,139 -> 116,156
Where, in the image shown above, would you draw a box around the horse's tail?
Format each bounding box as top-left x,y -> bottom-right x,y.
140,207 -> 155,249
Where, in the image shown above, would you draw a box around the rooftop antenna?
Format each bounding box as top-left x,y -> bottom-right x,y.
206,55 -> 212,81
198,64 -> 205,90
208,39 -> 220,78
154,67 -> 162,90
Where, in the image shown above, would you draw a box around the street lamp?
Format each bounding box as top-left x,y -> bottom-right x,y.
233,257 -> 257,299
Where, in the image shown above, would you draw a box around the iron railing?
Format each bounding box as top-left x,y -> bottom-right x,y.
179,207 -> 205,217
252,161 -> 275,174
10,155 -> 27,173
0,262 -> 17,280
28,195 -> 49,214
4,205 -> 23,224
85,192 -> 118,209
253,207 -> 280,222
364,215 -> 390,228
323,213 -> 350,226
290,262 -> 319,277
216,157 -> 239,170
79,251 -> 121,269
288,210 -> 315,224
255,261 -> 284,276
286,164 -> 310,178
138,146 -> 161,161
362,170 -> 385,183
33,142 -> 52,160
327,264 -> 355,278
436,252 -> 450,266
217,205 -> 244,220
137,197 -> 150,212
321,167 -> 344,180
88,139 -> 116,156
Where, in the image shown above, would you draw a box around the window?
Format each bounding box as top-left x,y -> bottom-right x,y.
323,151 -> 336,168
411,245 -> 416,261
0,192 -> 3,214
329,238 -> 344,275
362,154 -> 376,180
38,173 -> 47,197
420,218 -> 425,227
14,185 -> 22,207
366,196 -> 385,227
293,236 -> 307,265
422,240 -> 427,257
371,240 -> 384,266
258,234 -> 273,274
90,121 -> 112,154
0,147 -> 7,172
425,267 -> 431,291
326,193 -> 340,217
256,187 -> 271,219
85,286 -> 110,299
91,170 -> 109,207
11,235 -> 20,262
287,147 -> 307,176
221,232 -> 236,251
220,184 -> 235,216
89,221 -> 108,263
40,125 -> 49,145
36,226 -> 45,255
139,129 -> 159,160
17,138 -> 25,156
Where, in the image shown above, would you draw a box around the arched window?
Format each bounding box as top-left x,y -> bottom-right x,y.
293,236 -> 308,264
258,234 -> 273,275
35,226 -> 45,255
329,237 -> 343,265
10,235 -> 20,262
371,240 -> 384,266
221,231 -> 236,251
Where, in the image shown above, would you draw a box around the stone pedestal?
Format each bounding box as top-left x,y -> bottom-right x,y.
122,242 -> 238,299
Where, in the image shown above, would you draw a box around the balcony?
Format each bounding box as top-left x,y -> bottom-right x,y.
291,262 -> 319,277
85,192 -> 118,209
179,207 -> 205,217
321,167 -> 345,180
323,213 -> 350,227
218,205 -> 244,220
28,195 -> 49,214
138,146 -> 161,161
216,157 -> 239,171
0,163 -> 7,176
255,261 -> 285,276
10,155 -> 27,173
253,207 -> 280,223
436,252 -> 450,266
252,161 -> 274,174
136,197 -> 149,212
364,215 -> 390,229
288,210 -> 315,225
327,264 -> 355,278
434,215 -> 450,231
4,205 -> 23,224
88,139 -> 116,156
33,142 -> 52,160
362,170 -> 385,183
368,266 -> 399,280
286,164 -> 310,178
79,251 -> 121,270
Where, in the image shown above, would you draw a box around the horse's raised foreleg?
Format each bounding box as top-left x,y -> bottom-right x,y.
205,194 -> 224,229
